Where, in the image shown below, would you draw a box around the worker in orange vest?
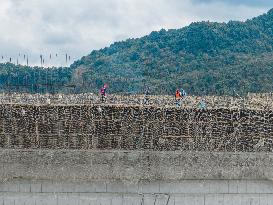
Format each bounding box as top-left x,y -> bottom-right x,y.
175,89 -> 182,107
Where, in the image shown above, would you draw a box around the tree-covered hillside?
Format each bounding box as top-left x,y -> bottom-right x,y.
0,63 -> 74,93
2,9 -> 273,95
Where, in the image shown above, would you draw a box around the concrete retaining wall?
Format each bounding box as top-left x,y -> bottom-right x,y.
0,149 -> 271,204
0,179 -> 273,205
0,149 -> 272,182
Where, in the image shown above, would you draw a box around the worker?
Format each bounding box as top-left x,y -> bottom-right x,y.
175,88 -> 182,107
100,84 -> 108,103
198,98 -> 207,110
143,87 -> 150,105
180,89 -> 187,97
180,88 -> 188,106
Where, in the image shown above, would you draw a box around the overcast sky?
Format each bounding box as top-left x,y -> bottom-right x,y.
0,0 -> 271,67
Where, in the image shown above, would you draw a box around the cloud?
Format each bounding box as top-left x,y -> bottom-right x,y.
0,0 -> 270,67
192,0 -> 273,7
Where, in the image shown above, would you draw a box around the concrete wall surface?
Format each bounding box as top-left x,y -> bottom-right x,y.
0,179 -> 273,205
0,149 -> 273,182
0,149 -> 273,204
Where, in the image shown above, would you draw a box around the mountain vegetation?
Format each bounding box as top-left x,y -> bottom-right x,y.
2,9 -> 273,95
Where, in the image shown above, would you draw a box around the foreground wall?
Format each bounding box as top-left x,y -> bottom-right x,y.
0,149 -> 273,205
0,179 -> 273,205
0,149 -> 272,182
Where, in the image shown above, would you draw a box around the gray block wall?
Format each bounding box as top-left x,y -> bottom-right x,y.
0,149 -> 273,182
0,149 -> 272,204
0,179 -> 273,205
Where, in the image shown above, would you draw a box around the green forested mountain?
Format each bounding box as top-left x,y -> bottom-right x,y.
2,9 -> 273,95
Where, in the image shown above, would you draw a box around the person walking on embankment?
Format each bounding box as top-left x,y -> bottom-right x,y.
143,86 -> 150,105
100,84 -> 108,103
198,97 -> 207,110
175,88 -> 187,107
175,88 -> 182,107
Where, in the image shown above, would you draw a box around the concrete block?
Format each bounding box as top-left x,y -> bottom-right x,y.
78,193 -> 112,205
0,182 -> 19,192
174,196 -> 185,205
259,194 -> 273,205
97,196 -> 112,205
74,182 -> 106,193
58,182 -> 75,193
106,182 -> 126,193
57,193 -> 79,205
174,194 -> 205,205
41,182 -> 75,193
165,196 -> 175,205
30,183 -> 42,193
125,184 -> 140,193
191,195 -> 205,205
74,183 -> 96,193
159,181 -> 180,193
19,183 -> 31,193
208,180 -> 229,194
78,197 -> 95,205
41,182 -> 56,193
0,183 -> 7,192
33,194 -> 58,205
240,194 -> 260,205
122,196 -> 142,205
258,194 -> 267,205
236,181 -> 247,194
228,180 -> 247,194
204,194 -> 225,205
143,195 -> 156,205
109,196 -> 123,205
10,183 -> 20,192
245,180 -> 259,194
246,180 -> 273,194
228,180 -> 239,194
159,181 -> 187,194
189,180 -> 210,194
154,194 -> 171,205
139,181 -> 160,193
15,197 -> 36,205
3,198 -> 15,205
260,181 -> 273,194
160,180 -> 209,194
106,182 -> 138,193
223,194 -> 241,205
